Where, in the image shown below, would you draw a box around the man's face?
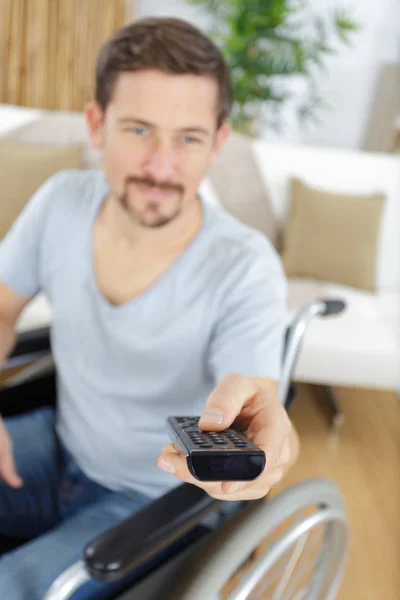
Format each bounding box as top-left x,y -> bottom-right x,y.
86,69 -> 229,228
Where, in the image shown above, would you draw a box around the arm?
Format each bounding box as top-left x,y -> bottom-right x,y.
158,241 -> 299,500
0,172 -> 63,366
0,281 -> 32,488
0,176 -> 58,486
0,281 -> 32,368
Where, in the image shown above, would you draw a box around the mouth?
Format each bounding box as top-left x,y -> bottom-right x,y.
135,182 -> 178,201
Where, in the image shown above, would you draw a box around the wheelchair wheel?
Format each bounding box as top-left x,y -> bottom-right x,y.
166,478 -> 350,600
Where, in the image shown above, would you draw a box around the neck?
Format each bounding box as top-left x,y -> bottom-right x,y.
99,193 -> 204,253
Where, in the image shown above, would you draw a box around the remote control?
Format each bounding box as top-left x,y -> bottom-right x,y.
166,416 -> 266,482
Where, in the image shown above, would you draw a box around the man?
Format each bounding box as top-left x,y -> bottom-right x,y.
0,17 -> 299,599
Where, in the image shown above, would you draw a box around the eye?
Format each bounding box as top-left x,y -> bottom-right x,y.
181,135 -> 200,144
132,127 -> 148,136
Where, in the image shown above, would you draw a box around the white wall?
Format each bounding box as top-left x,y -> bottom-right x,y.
136,0 -> 208,25
301,0 -> 400,149
135,0 -> 400,149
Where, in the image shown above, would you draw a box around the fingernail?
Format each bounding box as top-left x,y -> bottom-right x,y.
158,460 -> 175,474
227,482 -> 245,494
201,409 -> 224,425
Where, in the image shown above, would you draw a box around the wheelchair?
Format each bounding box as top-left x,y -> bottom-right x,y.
0,298 -> 350,600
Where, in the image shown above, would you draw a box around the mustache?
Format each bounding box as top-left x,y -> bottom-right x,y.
124,176 -> 184,194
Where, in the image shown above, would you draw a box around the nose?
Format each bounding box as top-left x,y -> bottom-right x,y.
143,140 -> 177,182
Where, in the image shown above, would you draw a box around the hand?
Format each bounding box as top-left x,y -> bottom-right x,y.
0,419 -> 23,488
157,374 -> 298,501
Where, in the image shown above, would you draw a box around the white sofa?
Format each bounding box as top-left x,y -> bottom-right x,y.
1,103 -> 399,393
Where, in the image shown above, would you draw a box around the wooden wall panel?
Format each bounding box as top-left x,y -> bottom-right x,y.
0,0 -> 128,111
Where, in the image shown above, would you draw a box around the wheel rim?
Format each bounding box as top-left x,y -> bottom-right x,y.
221,505 -> 349,600
163,480 -> 350,600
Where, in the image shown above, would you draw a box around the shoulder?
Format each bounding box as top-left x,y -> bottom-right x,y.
36,168 -> 106,223
41,168 -> 105,204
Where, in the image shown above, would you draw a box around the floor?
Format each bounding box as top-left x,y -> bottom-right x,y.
268,384 -> 400,600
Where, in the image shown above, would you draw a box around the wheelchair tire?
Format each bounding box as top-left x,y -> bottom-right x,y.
165,478 -> 350,600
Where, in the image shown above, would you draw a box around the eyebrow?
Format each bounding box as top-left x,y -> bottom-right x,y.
117,117 -> 211,137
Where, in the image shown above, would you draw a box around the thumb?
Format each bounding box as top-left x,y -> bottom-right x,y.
0,448 -> 23,488
198,406 -> 225,429
198,374 -> 256,431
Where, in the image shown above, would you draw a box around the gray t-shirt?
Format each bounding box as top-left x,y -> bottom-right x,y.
0,170 -> 287,498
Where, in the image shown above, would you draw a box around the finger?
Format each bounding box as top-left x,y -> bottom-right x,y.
157,451 -> 225,496
0,451 -> 23,488
157,451 -> 277,501
220,466 -> 285,498
157,451 -> 200,484
161,443 -> 183,456
198,374 -> 257,431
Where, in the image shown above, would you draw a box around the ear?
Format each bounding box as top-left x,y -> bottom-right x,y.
84,101 -> 105,149
208,122 -> 231,167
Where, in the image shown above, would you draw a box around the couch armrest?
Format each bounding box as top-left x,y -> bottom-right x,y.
84,483 -> 223,583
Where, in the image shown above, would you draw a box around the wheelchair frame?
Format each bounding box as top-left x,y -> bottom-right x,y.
1,299 -> 349,600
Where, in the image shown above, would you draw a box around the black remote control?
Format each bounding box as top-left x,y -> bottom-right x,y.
166,416 -> 266,482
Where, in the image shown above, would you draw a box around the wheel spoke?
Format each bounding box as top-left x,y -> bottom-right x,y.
272,530 -> 310,599
227,519 -> 327,600
280,529 -> 325,599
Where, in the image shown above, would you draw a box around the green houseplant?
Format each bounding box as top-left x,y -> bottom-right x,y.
187,0 -> 359,135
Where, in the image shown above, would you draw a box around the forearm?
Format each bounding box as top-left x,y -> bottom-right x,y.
0,319 -> 16,368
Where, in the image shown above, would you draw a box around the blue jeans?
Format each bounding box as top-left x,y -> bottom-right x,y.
0,407 -> 152,600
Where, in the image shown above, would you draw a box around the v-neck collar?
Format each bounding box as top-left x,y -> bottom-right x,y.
87,173 -> 211,312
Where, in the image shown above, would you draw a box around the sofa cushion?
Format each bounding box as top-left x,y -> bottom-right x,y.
208,131 -> 280,248
281,178 -> 385,291
0,103 -> 43,136
287,277 -> 400,391
0,141 -> 82,239
1,111 -> 102,170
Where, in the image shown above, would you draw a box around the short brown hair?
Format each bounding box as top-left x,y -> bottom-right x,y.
95,17 -> 233,128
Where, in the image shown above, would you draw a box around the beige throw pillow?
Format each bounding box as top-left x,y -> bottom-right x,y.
0,141 -> 82,239
281,178 -> 385,291
208,131 -> 280,248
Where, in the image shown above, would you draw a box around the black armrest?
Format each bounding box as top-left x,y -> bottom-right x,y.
84,483 -> 223,583
9,326 -> 51,359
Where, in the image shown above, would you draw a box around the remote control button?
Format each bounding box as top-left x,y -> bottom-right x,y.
199,443 -> 213,448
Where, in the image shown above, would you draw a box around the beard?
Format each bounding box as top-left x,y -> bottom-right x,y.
117,175 -> 185,228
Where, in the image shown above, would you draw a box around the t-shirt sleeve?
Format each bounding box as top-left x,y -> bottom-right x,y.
0,173 -> 61,298
208,243 -> 288,392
